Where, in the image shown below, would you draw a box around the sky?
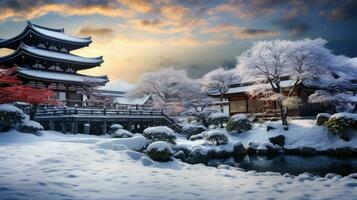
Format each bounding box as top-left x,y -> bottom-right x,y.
0,0 -> 356,86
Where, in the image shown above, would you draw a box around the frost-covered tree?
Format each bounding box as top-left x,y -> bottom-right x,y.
236,38 -> 339,129
201,68 -> 238,112
130,68 -> 198,114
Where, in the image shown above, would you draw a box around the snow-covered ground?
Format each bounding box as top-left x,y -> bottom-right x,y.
0,130 -> 356,200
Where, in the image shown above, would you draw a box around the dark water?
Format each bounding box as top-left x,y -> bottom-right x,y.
234,155 -> 357,176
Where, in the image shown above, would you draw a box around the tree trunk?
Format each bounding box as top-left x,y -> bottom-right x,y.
277,100 -> 288,130
219,96 -> 224,113
29,104 -> 38,120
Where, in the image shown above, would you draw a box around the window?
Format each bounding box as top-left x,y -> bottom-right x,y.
230,100 -> 246,113
58,92 -> 66,100
248,99 -> 263,112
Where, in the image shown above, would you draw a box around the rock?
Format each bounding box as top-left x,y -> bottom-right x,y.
267,125 -> 276,132
334,147 -> 357,156
269,135 -> 285,147
256,143 -> 278,155
189,134 -> 204,141
173,150 -> 186,161
233,142 -> 246,157
300,147 -> 319,156
316,113 -> 330,126
211,148 -> 232,159
186,147 -> 211,164
246,142 -> 259,155
172,144 -> 191,156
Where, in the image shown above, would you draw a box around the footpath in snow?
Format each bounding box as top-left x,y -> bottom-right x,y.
0,130 -> 356,200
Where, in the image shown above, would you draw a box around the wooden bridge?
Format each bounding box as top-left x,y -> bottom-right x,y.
35,107 -> 182,135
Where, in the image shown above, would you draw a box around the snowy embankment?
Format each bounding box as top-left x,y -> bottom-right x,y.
0,130 -> 356,200
176,120 -> 357,155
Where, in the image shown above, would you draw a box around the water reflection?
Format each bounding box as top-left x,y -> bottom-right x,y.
234,155 -> 357,176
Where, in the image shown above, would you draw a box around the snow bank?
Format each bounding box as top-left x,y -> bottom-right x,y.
143,126 -> 175,135
229,120 -> 357,150
96,135 -> 149,151
111,129 -> 133,138
0,104 -> 23,113
147,141 -> 172,152
20,120 -> 44,129
231,113 -> 248,121
0,130 -> 356,199
331,112 -> 357,120
110,124 -> 123,129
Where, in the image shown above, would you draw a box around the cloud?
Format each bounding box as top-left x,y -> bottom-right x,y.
0,0 -> 127,21
204,24 -> 279,40
158,56 -> 180,67
275,17 -> 310,36
235,28 -> 279,39
77,27 -> 115,37
327,0 -> 357,22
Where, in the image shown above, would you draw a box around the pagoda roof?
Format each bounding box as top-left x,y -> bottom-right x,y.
0,21 -> 91,50
17,67 -> 108,85
0,43 -> 103,68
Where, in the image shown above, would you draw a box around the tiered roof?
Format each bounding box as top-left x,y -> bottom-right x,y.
17,67 -> 108,85
0,21 -> 108,85
0,21 -> 91,50
0,43 -> 103,69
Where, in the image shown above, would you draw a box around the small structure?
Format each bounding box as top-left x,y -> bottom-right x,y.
114,94 -> 154,110
210,76 -> 357,117
0,21 -> 109,106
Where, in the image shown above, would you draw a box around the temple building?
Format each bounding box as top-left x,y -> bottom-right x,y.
0,21 -> 109,106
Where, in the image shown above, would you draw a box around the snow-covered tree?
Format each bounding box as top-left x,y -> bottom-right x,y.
130,68 -> 200,114
201,68 -> 239,112
236,38 -> 341,129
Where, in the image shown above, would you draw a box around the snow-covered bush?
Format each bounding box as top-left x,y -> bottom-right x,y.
316,113 -> 331,126
143,126 -> 176,144
204,130 -> 229,146
324,113 -> 357,141
146,141 -> 172,162
17,120 -> 44,135
208,112 -> 230,127
111,129 -> 133,138
226,114 -> 252,133
182,124 -> 207,139
183,108 -> 220,127
109,124 -> 124,134
0,104 -> 26,132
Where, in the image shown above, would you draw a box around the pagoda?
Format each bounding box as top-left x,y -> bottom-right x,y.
0,21 -> 109,106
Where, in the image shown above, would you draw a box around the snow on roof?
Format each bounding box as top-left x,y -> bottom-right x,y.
226,80 -> 295,94
17,67 -> 108,84
114,95 -> 151,105
31,22 -> 91,44
21,44 -> 103,64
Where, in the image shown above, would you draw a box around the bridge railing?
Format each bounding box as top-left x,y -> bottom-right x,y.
36,107 -> 164,117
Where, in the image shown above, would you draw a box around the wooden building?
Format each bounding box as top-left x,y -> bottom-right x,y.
210,78 -> 342,117
0,21 -> 109,106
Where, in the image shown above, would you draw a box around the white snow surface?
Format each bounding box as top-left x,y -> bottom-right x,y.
32,24 -> 90,44
110,124 -> 123,129
22,44 -> 102,63
0,104 -> 23,113
111,129 -> 133,138
209,112 -> 229,119
0,130 -> 356,200
143,126 -> 175,135
147,141 -> 172,152
18,68 -> 107,84
331,112 -> 357,120
20,120 -> 43,129
231,113 -> 248,121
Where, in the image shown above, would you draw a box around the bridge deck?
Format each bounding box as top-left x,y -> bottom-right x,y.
35,108 -> 182,134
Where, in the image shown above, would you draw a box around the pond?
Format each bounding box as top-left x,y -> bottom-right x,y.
233,155 -> 357,176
